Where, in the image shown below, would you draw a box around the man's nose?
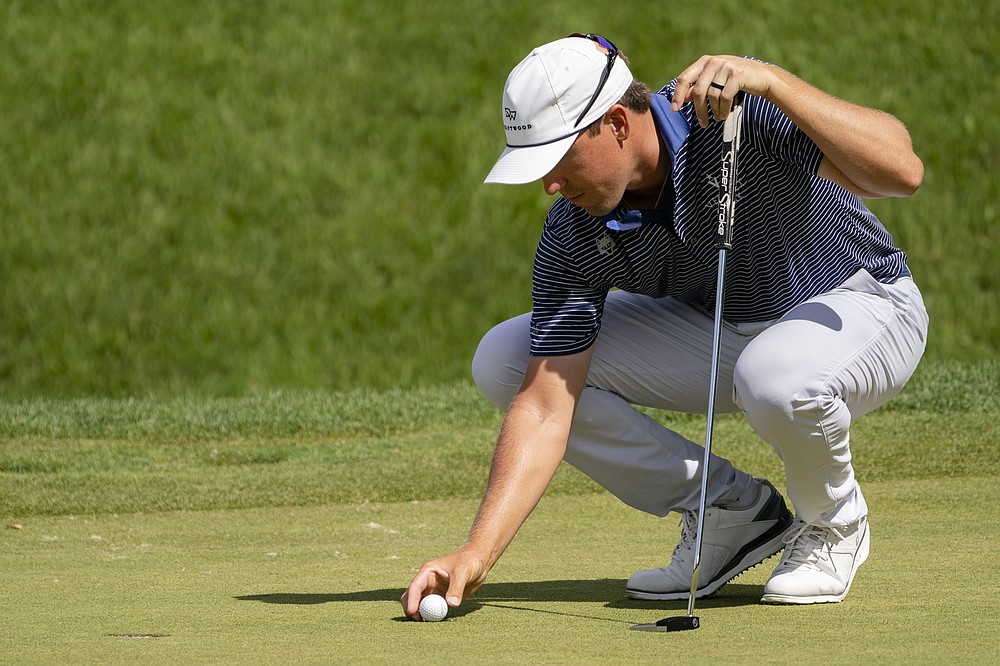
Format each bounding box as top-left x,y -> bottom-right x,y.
542,174 -> 566,197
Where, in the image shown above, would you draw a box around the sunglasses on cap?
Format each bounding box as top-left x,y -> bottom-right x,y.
567,33 -> 620,128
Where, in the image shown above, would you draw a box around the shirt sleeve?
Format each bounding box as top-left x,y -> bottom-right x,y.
529,220 -> 609,356
744,93 -> 824,175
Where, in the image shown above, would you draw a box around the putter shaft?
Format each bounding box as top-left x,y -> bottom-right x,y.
632,93 -> 744,635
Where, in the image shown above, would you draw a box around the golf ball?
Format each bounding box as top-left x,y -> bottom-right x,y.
418,594 -> 449,622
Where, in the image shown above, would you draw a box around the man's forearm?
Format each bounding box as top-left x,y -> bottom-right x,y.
461,349 -> 593,572
672,55 -> 923,198
463,393 -> 572,570
764,64 -> 923,197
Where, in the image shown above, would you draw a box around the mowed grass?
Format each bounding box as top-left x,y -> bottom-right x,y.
2,480 -> 998,664
2,361 -> 999,663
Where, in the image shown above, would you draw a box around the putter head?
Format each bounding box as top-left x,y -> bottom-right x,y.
629,615 -> 700,632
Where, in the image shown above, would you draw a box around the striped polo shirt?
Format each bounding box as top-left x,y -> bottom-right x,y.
529,83 -> 909,356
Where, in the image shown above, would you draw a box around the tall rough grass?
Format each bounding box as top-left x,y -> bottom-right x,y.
1,0 -> 996,397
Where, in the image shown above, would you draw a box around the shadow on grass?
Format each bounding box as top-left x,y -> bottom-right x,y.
236,579 -> 764,621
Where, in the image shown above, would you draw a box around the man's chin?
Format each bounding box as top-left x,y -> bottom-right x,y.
562,193 -> 617,217
579,203 -> 615,217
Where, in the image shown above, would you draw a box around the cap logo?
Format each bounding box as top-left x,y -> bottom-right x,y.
504,105 -> 532,133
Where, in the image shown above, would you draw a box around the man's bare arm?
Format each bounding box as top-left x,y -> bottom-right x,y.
400,346 -> 594,620
672,55 -> 923,199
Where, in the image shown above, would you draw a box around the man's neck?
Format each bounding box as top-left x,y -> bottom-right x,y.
624,113 -> 671,210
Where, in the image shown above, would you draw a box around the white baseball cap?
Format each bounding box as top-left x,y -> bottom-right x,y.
484,35 -> 634,185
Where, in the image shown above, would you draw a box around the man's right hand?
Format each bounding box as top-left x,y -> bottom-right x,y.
400,547 -> 488,621
400,349 -> 595,621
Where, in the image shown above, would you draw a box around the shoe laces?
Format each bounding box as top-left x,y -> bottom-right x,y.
780,520 -> 846,573
672,511 -> 700,557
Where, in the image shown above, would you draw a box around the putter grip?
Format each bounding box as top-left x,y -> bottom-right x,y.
715,92 -> 745,250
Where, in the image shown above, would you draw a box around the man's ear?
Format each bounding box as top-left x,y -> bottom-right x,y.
606,104 -> 630,141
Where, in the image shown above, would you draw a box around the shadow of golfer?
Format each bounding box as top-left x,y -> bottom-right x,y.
235,578 -> 763,621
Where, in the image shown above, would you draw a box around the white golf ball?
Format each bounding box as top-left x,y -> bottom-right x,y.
418,594 -> 449,622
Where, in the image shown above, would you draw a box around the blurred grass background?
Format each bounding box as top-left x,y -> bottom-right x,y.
0,0 -> 996,398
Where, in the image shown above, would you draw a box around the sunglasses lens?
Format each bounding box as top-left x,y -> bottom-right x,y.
592,35 -> 616,52
569,33 -> 616,53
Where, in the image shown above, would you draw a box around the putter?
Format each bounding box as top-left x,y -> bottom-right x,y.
631,92 -> 745,633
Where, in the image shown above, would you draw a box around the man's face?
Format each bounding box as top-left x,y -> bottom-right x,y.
540,123 -> 628,217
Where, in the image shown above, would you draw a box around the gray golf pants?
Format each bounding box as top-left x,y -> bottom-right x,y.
471,269 -> 929,527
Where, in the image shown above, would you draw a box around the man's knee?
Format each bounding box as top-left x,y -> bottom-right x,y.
734,342 -> 851,454
733,343 -> 819,428
471,314 -> 531,410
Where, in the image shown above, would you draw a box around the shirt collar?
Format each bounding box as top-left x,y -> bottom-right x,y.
601,92 -> 689,232
649,91 -> 691,169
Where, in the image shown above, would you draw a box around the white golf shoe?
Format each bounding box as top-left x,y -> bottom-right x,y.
760,517 -> 870,604
626,479 -> 793,600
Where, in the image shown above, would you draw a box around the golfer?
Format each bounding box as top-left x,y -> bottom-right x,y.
402,34 -> 928,619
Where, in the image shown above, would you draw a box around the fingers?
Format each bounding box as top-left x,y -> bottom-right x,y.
706,77 -> 736,124
671,55 -> 747,127
400,565 -> 448,621
399,552 -> 485,621
670,59 -> 704,112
